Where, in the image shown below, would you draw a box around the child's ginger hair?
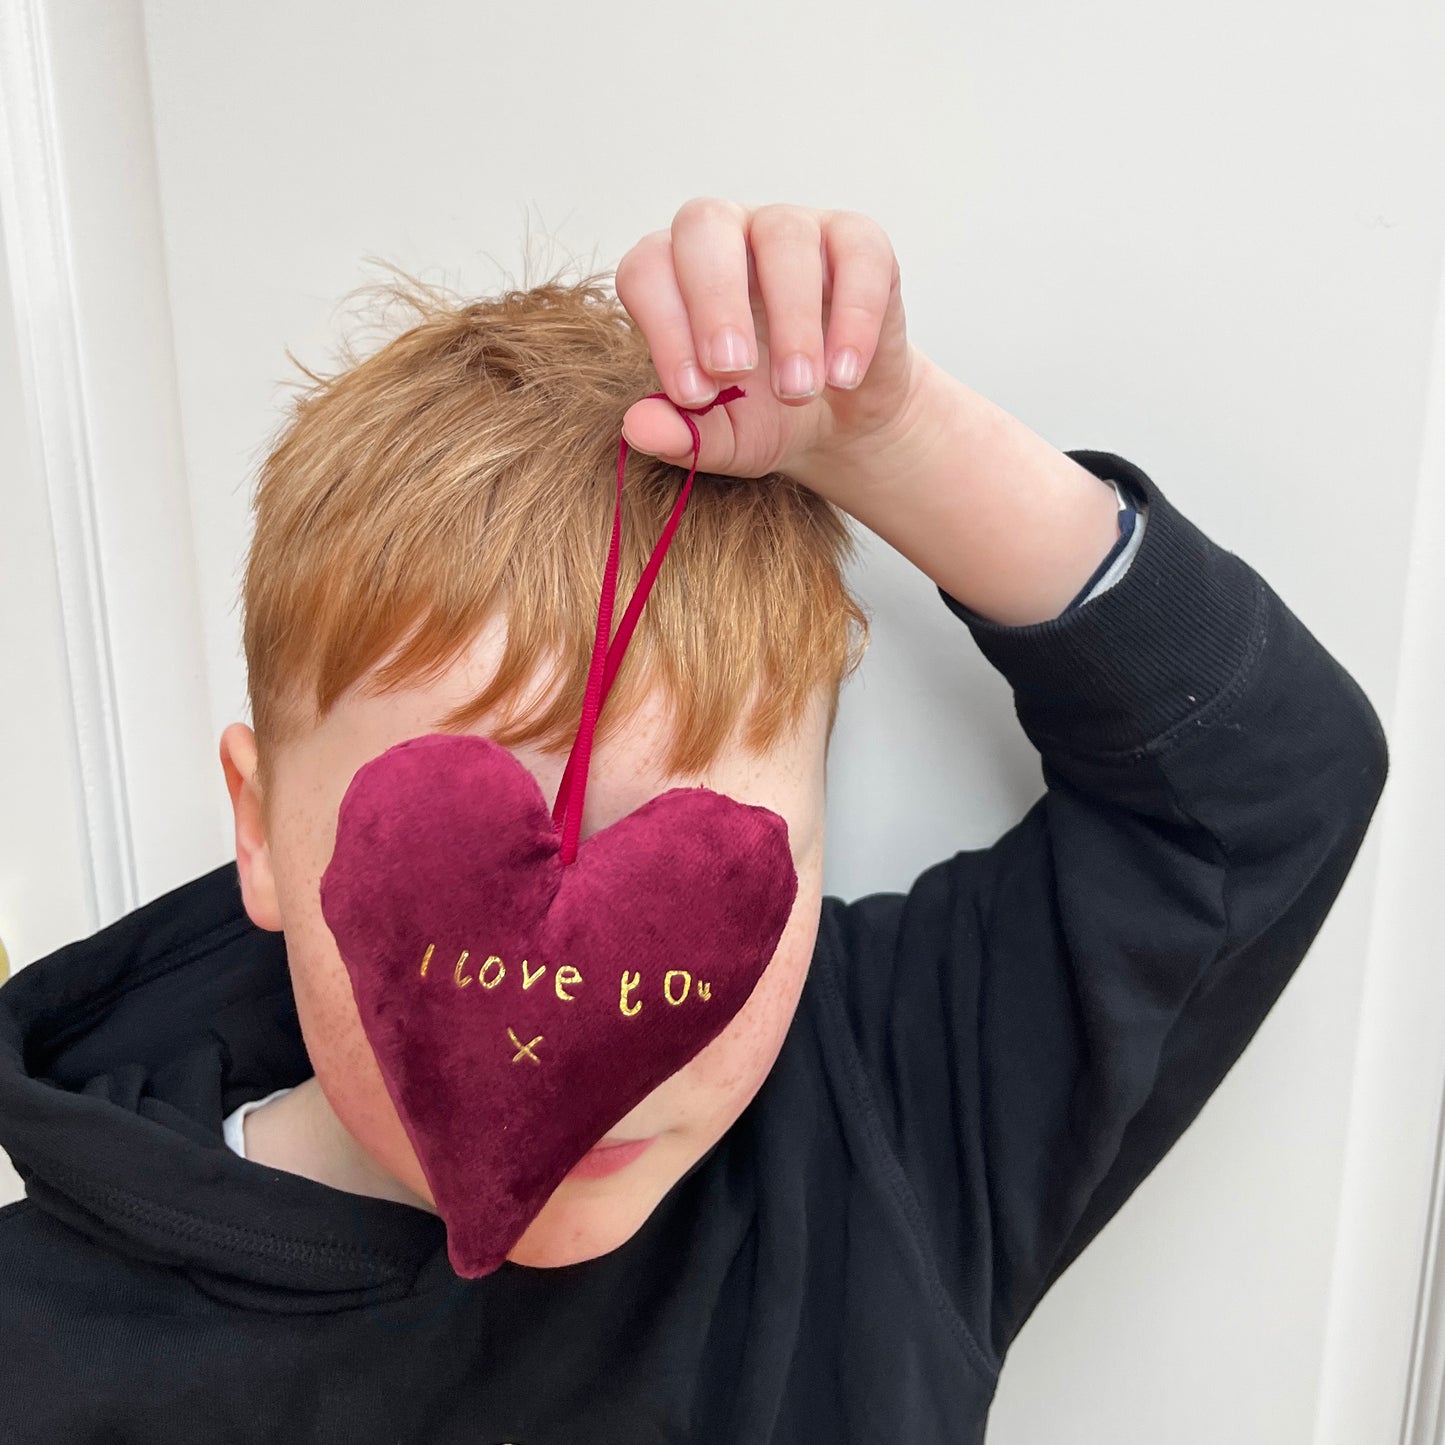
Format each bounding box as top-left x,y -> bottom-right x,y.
240,266 -> 871,818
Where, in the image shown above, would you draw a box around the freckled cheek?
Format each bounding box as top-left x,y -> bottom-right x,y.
678,888 -> 822,1103
266,818 -> 423,1187
286,911 -> 434,1201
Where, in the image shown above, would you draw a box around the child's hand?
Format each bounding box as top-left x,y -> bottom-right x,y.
617,195 -> 1123,627
615,199 -> 915,484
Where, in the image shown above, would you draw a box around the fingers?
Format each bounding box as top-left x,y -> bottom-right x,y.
669,196 -> 757,378
614,230 -> 721,408
819,211 -> 897,391
614,198 -> 896,412
748,204 -> 825,404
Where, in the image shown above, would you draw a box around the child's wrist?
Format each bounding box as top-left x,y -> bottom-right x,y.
787,349 -> 974,503
786,354 -> 1127,626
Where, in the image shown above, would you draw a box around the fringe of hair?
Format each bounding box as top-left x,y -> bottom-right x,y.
241,263 -> 871,812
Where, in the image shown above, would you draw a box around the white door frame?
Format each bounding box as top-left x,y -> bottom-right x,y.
1312,228 -> 1445,1445
0,0 -> 219,930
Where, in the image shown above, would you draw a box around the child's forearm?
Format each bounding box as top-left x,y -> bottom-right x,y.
791,349 -> 1123,628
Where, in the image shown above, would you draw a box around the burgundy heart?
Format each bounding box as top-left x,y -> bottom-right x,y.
318,730 -> 799,1277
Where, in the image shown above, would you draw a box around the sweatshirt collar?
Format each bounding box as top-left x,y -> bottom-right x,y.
0,862 -> 455,1311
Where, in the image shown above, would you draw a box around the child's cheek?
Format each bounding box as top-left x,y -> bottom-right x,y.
290,920 -> 436,1203
678,873 -> 823,1108
269,851 -> 430,1201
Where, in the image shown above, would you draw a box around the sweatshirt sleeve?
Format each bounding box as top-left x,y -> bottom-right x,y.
812,448 -> 1390,1374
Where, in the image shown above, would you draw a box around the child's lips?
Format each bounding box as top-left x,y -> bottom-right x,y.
562,1135 -> 656,1180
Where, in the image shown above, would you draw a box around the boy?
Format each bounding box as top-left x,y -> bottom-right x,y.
0,199 -> 1389,1442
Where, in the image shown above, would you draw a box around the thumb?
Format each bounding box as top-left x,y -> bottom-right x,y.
620,396 -> 697,463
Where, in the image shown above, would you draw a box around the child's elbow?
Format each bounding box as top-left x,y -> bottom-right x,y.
1338,668 -> 1390,834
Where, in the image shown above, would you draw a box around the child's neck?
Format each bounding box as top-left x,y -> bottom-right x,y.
241,1075 -> 436,1214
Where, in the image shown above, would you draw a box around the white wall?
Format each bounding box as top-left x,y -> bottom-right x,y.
0,0 -> 221,927
0,184 -> 91,1207
0,188 -> 89,978
3,0 -> 1440,1439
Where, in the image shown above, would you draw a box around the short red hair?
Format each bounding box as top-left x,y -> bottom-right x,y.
241,267 -> 870,812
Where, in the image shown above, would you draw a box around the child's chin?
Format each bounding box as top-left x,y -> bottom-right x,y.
505,1182 -> 663,1270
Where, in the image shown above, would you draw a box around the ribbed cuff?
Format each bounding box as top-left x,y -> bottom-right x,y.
937,449 -> 1265,756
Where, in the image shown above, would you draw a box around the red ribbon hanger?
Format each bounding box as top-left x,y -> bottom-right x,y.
550,386 -> 745,864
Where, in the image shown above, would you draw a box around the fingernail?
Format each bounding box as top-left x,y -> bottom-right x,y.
709,326 -> 753,373
778,353 -> 816,399
675,362 -> 716,405
828,347 -> 861,389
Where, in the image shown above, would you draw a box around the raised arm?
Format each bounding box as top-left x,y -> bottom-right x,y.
812,417 -> 1388,1367
611,196 -> 1389,1369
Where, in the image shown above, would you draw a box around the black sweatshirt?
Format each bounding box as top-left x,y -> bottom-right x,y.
0,449 -> 1389,1445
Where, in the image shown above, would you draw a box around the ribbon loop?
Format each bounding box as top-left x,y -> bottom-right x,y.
550,386 -> 745,864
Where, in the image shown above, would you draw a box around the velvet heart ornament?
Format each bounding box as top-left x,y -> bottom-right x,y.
318,386 -> 801,1278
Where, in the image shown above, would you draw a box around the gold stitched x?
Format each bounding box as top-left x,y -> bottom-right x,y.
508,1027 -> 543,1064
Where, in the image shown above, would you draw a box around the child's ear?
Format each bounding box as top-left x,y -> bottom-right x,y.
219,722 -> 283,933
